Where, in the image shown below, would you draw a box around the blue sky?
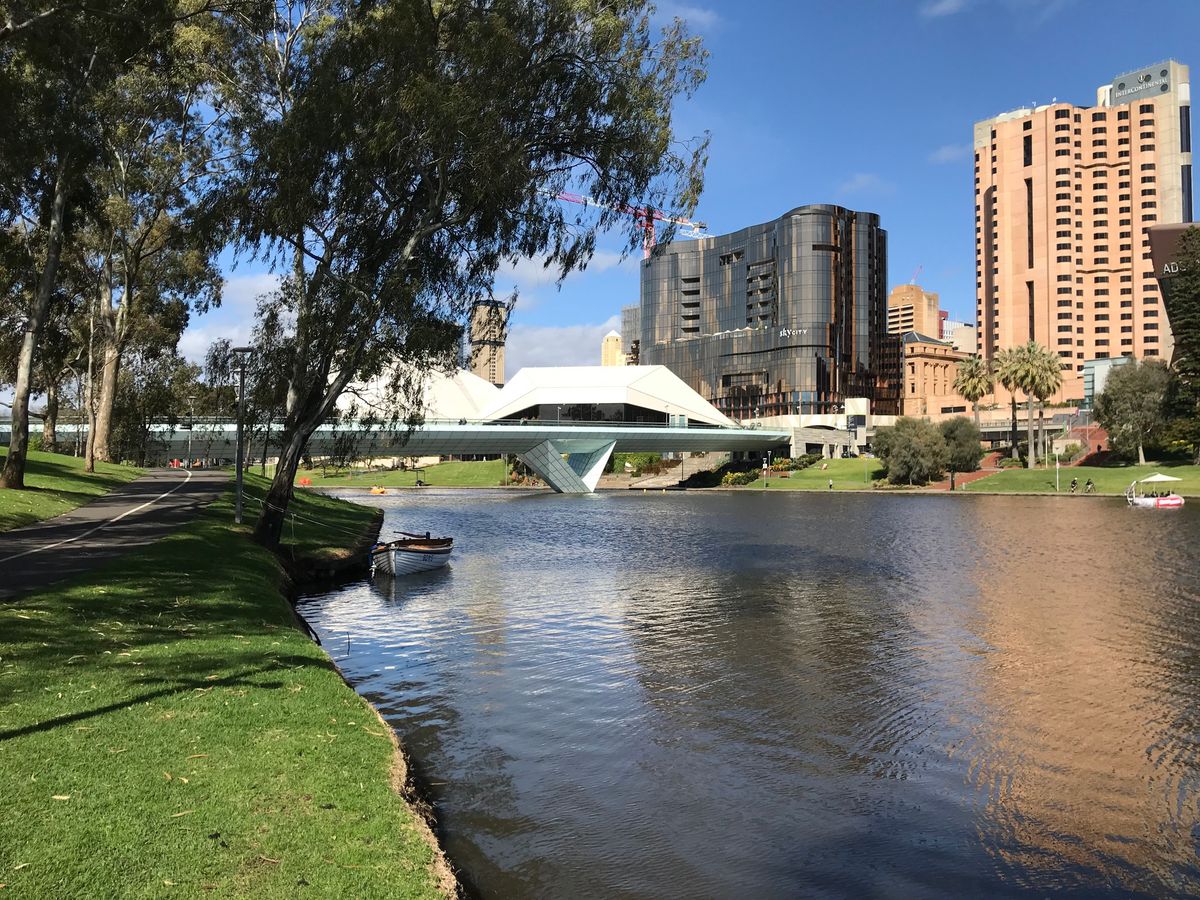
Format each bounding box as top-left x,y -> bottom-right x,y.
184,0 -> 1200,374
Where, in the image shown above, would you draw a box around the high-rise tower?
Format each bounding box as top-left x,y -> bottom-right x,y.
469,300 -> 507,387
974,60 -> 1192,400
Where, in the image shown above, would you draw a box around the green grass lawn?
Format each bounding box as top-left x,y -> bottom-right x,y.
300,457 -> 507,488
0,482 -> 447,898
0,448 -> 143,532
723,458 -> 887,490
963,460 -> 1200,495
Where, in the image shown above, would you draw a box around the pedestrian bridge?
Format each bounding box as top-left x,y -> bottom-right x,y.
14,419 -> 791,494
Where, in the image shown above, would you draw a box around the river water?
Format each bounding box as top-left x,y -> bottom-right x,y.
298,488 -> 1200,898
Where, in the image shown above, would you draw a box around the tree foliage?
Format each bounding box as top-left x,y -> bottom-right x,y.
953,355 -> 993,428
939,416 -> 983,473
873,417 -> 948,486
215,0 -> 710,547
1094,358 -> 1172,465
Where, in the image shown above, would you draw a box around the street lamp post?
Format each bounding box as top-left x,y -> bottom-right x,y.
232,346 -> 253,525
763,450 -> 771,487
185,395 -> 195,469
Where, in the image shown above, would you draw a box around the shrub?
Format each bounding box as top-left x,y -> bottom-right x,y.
874,417 -> 948,485
998,457 -> 1024,468
939,417 -> 983,473
721,470 -> 760,486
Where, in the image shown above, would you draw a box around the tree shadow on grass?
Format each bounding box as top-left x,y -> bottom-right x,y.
0,653 -> 330,743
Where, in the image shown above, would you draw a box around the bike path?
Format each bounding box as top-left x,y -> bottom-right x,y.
0,468 -> 229,600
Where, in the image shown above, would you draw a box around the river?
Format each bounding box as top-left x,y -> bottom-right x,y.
298,488 -> 1200,898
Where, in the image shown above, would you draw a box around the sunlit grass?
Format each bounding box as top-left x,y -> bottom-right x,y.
0,448 -> 143,531
0,485 -> 445,898
297,458 -> 507,488
963,461 -> 1200,495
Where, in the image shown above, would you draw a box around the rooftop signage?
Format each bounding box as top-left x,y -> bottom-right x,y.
1110,63 -> 1173,104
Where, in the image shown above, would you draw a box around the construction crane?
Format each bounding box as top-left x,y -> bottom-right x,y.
909,264 -> 923,285
549,190 -> 708,259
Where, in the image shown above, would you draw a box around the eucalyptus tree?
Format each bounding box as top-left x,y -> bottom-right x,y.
953,354 -> 993,430
1094,359 -> 1171,465
218,0 -> 710,547
0,0 -> 246,488
87,23 -> 228,462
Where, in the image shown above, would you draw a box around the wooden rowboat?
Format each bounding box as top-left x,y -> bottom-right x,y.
371,532 -> 453,576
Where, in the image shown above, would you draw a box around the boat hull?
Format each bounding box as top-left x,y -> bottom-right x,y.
372,539 -> 453,575
1128,495 -> 1185,509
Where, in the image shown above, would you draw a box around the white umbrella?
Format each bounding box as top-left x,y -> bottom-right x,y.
1139,472 -> 1182,483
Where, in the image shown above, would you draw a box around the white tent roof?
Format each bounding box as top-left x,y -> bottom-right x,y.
338,367 -> 499,421
1139,472 -> 1182,483
479,365 -> 736,427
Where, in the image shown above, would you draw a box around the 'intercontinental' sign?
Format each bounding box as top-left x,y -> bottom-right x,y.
1110,64 -> 1173,103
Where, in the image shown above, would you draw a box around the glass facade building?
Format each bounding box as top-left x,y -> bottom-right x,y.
635,204 -> 897,419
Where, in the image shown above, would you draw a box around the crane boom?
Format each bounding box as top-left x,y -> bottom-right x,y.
550,190 -> 707,258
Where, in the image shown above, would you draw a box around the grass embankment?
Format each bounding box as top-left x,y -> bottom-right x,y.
0,476 -> 448,898
963,460 -> 1200,495
300,457 -> 506,488
0,448 -> 142,532
721,458 -> 886,490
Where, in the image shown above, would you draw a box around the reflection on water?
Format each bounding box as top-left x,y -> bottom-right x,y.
300,488 -> 1200,898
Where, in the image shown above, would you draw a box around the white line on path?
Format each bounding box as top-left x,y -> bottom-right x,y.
0,469 -> 195,565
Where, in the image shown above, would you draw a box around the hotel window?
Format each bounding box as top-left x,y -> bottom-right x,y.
1056,108 -> 1070,119
1096,327 -> 1109,334
1093,140 -> 1107,147
1092,111 -> 1107,122
1118,110 -> 1130,120
1055,149 -> 1069,157
1118,125 -> 1130,133
1024,135 -> 1033,165
1055,167 -> 1070,175
1139,104 -> 1154,114
1057,274 -> 1072,281
1145,336 -> 1159,344
1095,257 -> 1108,264
1145,322 -> 1159,330
1055,136 -> 1070,145
1140,145 -> 1155,152
1142,202 -> 1157,209
1141,189 -> 1156,197
1140,175 -> 1156,183
1140,131 -> 1155,139
1145,348 -> 1159,356
1056,255 -> 1071,262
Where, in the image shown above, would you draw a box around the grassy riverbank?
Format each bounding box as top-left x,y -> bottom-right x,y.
299,458 -> 506,488
962,461 -> 1200,495
0,478 -> 449,898
0,448 -> 143,531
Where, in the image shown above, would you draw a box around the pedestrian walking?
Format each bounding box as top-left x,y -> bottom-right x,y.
828,478 -> 833,491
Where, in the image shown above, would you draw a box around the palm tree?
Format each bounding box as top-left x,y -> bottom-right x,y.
953,355 -> 994,430
1005,341 -> 1060,469
1030,345 -> 1064,464
994,347 -> 1022,460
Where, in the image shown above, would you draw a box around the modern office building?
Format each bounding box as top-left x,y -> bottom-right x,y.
620,304 -> 641,364
600,330 -> 624,366
887,284 -> 941,337
633,204 -> 896,419
468,300 -> 507,386
974,60 -> 1192,401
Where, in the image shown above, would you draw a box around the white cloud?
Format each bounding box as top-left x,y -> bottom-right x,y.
654,2 -> 720,29
505,316 -> 622,373
493,250 -> 632,294
920,0 -> 968,16
221,272 -> 281,309
837,172 -> 895,196
928,143 -> 972,164
178,320 -> 255,364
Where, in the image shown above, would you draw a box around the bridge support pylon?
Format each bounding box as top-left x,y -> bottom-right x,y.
518,440 -> 615,493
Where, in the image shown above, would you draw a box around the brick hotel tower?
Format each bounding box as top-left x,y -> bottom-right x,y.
974,60 -> 1192,400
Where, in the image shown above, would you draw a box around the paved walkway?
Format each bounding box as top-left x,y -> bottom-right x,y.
0,468 -> 229,600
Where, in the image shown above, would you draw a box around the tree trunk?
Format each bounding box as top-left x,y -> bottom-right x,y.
42,382 -> 59,452
1036,403 -> 1045,465
1025,396 -> 1036,469
93,341 -> 121,462
1,160 -> 70,489
973,401 -> 980,431
1010,396 -> 1019,459
1138,442 -> 1146,466
253,423 -> 304,548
